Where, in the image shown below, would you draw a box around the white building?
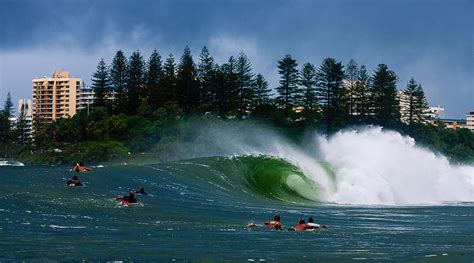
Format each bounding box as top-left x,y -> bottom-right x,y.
76,85 -> 95,111
9,99 -> 34,138
423,105 -> 445,120
466,112 -> 474,132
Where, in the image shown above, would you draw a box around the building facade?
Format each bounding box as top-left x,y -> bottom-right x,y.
17,98 -> 33,137
32,71 -> 83,123
76,85 -> 95,111
426,118 -> 467,130
423,105 -> 446,120
466,112 -> 474,132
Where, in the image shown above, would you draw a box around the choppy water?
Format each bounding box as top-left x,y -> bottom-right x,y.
1,156 -> 473,261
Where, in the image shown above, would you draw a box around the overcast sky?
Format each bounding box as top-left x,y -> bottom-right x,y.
0,0 -> 472,118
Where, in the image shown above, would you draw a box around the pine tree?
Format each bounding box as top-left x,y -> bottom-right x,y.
414,84 -> 428,121
401,78 -> 428,125
0,93 -> 14,155
91,59 -> 111,109
236,52 -> 254,118
146,50 -> 163,109
127,51 -> 145,114
160,54 -> 177,103
354,65 -> 370,120
369,64 -> 400,125
276,54 -> 299,116
176,46 -> 200,112
316,58 -> 346,132
215,57 -> 239,115
198,46 -> 215,108
110,50 -> 128,114
344,59 -> 359,116
252,74 -> 272,108
3,92 -> 14,117
16,111 -> 30,145
300,63 -> 317,110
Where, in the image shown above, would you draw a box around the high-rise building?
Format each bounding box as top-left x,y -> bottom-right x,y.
17,98 -> 33,137
466,112 -> 474,132
32,71 -> 83,123
76,85 -> 95,111
423,105 -> 445,120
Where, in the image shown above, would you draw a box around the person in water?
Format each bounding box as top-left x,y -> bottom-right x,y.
116,191 -> 138,203
134,187 -> 147,195
306,217 -> 328,229
288,218 -> 307,231
263,214 -> 282,230
66,175 -> 83,187
73,162 -> 91,172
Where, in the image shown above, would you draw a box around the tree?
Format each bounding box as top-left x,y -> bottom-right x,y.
252,74 -> 272,108
91,59 -> 111,110
198,46 -> 215,108
176,46 -> 200,112
110,50 -> 128,114
236,52 -> 254,118
16,111 -> 31,145
160,54 -> 177,103
353,65 -> 371,120
369,64 -> 400,125
401,78 -> 428,125
316,58 -> 346,132
127,51 -> 145,114
344,59 -> 359,116
146,50 -> 164,109
0,93 -> 14,156
276,55 -> 300,116
3,92 -> 14,117
299,63 -> 318,110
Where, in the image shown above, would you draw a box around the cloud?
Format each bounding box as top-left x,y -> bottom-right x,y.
0,25 -> 164,108
207,34 -> 279,92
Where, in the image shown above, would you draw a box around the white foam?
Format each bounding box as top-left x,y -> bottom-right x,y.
317,127 -> 474,205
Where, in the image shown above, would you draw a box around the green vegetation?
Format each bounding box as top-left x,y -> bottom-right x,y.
0,47 -> 472,164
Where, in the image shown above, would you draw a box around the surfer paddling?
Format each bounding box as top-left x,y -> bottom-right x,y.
116,191 -> 138,205
246,214 -> 282,229
288,217 -> 328,231
66,175 -> 83,187
72,162 -> 92,172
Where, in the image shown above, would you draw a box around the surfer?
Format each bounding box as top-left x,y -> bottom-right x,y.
264,214 -> 282,230
66,175 -> 83,187
134,187 -> 147,195
116,191 -> 138,204
306,217 -> 328,229
73,162 -> 92,172
288,218 -> 307,231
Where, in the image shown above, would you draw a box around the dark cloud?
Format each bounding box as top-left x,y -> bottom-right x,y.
0,0 -> 472,117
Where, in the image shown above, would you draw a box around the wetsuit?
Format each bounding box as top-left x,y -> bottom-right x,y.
122,195 -> 137,203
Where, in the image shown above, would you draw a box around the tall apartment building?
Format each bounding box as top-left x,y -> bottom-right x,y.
466,112 -> 474,132
76,85 -> 95,111
17,98 -> 33,137
423,105 -> 446,119
32,71 -> 83,123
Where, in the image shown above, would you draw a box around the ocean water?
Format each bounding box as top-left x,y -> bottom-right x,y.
1,127 -> 473,261
0,157 -> 473,262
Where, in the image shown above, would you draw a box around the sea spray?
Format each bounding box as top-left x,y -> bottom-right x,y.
317,127 -> 474,205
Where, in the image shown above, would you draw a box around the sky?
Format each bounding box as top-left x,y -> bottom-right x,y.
0,0 -> 472,118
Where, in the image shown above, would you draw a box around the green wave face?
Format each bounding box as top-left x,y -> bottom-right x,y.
171,155 -> 324,204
